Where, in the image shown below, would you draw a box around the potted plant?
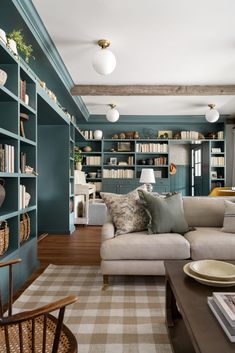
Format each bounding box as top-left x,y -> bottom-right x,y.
7,29 -> 33,62
74,151 -> 83,171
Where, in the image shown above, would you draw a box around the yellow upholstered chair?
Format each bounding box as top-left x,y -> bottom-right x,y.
209,187 -> 235,196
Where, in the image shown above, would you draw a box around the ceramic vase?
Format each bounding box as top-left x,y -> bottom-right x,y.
0,69 -> 7,86
0,179 -> 6,207
94,130 -> 103,140
76,162 -> 82,171
8,39 -> 18,55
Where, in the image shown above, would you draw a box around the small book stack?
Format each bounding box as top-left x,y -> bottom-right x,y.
19,184 -> 27,209
208,292 -> 235,342
0,144 -> 15,173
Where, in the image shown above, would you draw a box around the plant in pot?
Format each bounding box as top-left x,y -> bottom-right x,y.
74,151 -> 83,171
7,29 -> 34,62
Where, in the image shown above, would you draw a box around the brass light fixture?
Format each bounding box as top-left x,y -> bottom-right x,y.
92,39 -> 116,75
106,104 -> 119,123
205,104 -> 220,123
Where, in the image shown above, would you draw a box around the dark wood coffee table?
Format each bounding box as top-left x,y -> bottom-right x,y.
165,260 -> 235,353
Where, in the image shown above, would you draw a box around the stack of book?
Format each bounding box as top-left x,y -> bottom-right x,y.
208,292 -> 235,342
19,184 -> 27,209
211,156 -> 225,166
0,144 -> 15,173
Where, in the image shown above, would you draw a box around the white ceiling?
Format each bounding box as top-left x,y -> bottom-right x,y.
33,0 -> 235,117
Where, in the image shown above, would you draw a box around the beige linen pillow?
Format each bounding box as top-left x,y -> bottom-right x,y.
222,200 -> 235,233
101,189 -> 149,236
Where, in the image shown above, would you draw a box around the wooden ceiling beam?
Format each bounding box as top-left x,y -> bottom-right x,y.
71,84 -> 235,96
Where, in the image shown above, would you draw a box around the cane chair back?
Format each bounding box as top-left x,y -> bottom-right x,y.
0,259 -> 78,353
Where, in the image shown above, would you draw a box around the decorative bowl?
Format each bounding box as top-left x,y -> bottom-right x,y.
83,146 -> 92,152
88,172 -> 96,178
190,260 -> 235,281
0,69 -> 7,86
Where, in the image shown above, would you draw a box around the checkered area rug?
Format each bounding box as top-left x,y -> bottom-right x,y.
13,265 -> 172,353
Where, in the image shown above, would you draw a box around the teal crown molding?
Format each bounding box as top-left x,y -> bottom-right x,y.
12,0 -> 89,121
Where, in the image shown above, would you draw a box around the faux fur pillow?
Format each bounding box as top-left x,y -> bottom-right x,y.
101,189 -> 149,236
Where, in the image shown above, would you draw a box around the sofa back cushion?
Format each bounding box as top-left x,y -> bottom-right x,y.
183,196 -> 235,227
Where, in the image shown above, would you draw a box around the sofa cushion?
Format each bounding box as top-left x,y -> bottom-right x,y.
100,189 -> 148,236
183,196 -> 235,227
100,232 -> 190,260
185,227 -> 235,260
138,190 -> 189,234
222,200 -> 235,233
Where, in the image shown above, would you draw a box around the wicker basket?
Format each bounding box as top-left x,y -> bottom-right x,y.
0,221 -> 9,255
20,213 -> 30,243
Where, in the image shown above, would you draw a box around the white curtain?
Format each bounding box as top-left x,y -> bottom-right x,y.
232,127 -> 235,186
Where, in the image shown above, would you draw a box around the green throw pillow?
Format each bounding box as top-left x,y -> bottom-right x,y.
138,190 -> 189,235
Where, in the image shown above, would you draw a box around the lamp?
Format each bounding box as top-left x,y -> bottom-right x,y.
92,39 -> 116,75
140,169 -> 155,192
106,104 -> 119,122
205,104 -> 220,123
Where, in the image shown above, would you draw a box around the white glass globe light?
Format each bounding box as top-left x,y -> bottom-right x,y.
106,105 -> 119,123
205,104 -> 219,123
92,39 -> 116,75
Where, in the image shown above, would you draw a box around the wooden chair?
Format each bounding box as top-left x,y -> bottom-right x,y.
0,259 -> 78,353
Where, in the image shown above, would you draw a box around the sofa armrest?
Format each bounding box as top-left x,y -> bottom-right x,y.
101,221 -> 115,242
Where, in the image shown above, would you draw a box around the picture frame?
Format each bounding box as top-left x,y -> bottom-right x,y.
154,170 -> 162,178
109,157 -> 117,165
211,171 -> 217,180
117,142 -> 131,152
157,130 -> 173,139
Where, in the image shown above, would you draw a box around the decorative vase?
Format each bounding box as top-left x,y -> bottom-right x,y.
25,192 -> 31,207
76,162 -> 82,171
83,146 -> 92,152
8,39 -> 18,55
0,179 -> 6,207
94,130 -> 103,140
134,131 -> 139,139
146,158 -> 153,165
141,159 -> 146,165
0,69 -> 7,86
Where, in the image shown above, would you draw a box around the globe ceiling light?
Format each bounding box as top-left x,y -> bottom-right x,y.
205,104 -> 220,123
92,39 -> 116,75
106,104 -> 119,123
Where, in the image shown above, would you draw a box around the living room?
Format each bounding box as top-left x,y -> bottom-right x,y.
0,0 -> 235,352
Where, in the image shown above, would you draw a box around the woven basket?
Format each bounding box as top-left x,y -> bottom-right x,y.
20,213 -> 30,243
0,221 -> 9,255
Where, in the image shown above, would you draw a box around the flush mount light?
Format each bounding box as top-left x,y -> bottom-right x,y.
205,104 -> 220,123
106,104 -> 119,123
92,39 -> 116,75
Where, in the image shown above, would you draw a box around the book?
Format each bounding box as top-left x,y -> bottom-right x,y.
208,297 -> 235,342
213,292 -> 235,327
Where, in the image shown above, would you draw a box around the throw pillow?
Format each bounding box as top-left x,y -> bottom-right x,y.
101,189 -> 149,236
138,190 -> 189,235
222,200 -> 235,233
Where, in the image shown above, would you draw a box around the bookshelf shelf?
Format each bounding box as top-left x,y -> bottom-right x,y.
20,100 -> 36,115
0,85 -> 18,102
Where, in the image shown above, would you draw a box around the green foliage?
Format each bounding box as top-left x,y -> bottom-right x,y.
74,151 -> 83,163
7,29 -> 33,62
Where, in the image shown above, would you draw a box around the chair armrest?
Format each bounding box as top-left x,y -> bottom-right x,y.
101,221 -> 115,242
0,258 -> 22,268
0,295 -> 78,325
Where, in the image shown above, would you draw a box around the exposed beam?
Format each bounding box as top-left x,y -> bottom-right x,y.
71,84 -> 235,96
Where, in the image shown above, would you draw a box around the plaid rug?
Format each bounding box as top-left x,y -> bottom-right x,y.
13,265 -> 172,353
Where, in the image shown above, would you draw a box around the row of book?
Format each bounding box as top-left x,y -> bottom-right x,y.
84,156 -> 101,165
153,157 -> 168,166
20,80 -> 27,102
19,184 -> 28,209
208,292 -> 235,342
0,144 -> 15,173
81,130 -> 95,140
211,156 -> 225,166
103,169 -> 134,179
180,131 -> 200,140
136,143 -> 168,153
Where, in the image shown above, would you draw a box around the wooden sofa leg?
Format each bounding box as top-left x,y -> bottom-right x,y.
102,275 -> 109,290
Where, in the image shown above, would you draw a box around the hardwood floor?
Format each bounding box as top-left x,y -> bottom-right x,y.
38,225 -> 102,267
14,226 -> 102,301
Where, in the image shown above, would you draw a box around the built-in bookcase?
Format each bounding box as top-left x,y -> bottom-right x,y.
0,41 -> 38,269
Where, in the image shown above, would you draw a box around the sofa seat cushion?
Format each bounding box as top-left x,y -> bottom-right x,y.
101,232 -> 190,260
185,227 -> 235,260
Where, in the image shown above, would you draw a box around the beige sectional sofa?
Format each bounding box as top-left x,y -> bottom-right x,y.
100,196 -> 235,282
